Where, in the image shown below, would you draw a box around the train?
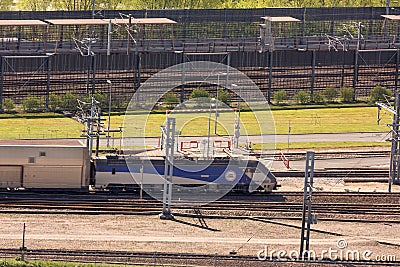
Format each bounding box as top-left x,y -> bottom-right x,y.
0,139 -> 92,192
0,139 -> 278,194
94,141 -> 277,194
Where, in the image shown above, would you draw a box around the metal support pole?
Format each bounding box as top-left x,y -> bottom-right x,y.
134,53 -> 141,106
300,151 -> 315,259
107,20 -> 112,57
340,40 -> 346,88
21,223 -> 26,261
0,57 -> 3,112
207,100 -> 212,159
180,52 -> 185,103
45,55 -> 51,110
310,50 -> 316,101
390,92 -> 400,190
106,80 -> 112,148
353,22 -> 362,101
160,117 -> 175,220
268,51 -> 273,104
91,54 -> 96,97
215,73 -> 226,134
87,96 -> 96,156
140,163 -> 144,200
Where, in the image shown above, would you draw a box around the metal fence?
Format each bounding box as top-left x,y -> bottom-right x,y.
0,7 -> 400,109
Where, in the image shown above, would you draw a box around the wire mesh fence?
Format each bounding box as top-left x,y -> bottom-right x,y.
1,7 -> 400,109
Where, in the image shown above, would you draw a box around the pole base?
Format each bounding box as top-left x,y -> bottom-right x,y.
159,212 -> 174,220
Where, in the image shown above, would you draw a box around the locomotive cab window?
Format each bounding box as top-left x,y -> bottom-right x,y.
112,168 -> 116,175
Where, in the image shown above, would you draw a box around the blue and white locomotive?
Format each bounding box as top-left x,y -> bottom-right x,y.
93,140 -> 277,194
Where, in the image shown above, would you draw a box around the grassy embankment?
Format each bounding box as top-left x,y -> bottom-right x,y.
0,106 -> 392,149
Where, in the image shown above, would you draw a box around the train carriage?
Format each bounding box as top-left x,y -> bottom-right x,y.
0,139 -> 91,192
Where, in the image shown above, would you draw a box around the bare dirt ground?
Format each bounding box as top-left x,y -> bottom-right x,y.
1,213 -> 399,262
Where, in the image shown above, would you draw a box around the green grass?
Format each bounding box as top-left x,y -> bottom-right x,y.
0,113 -> 83,139
0,107 -> 392,141
112,106 -> 392,137
272,106 -> 391,134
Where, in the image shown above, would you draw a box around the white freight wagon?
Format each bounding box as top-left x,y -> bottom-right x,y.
0,139 -> 91,192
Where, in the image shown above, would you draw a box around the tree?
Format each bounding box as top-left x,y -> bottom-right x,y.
16,0 -> 52,11
293,91 -> 311,105
163,91 -> 179,109
339,87 -> 354,103
312,92 -> 325,104
218,89 -> 230,105
189,89 -> 210,108
273,90 -> 287,105
190,89 -> 209,99
94,91 -> 108,109
2,98 -> 15,112
369,86 -> 392,104
48,93 -> 61,111
324,87 -> 338,103
0,0 -> 13,10
23,94 -> 42,112
60,92 -> 78,111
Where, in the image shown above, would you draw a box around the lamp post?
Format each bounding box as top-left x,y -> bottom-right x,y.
106,80 -> 112,149
215,72 -> 227,134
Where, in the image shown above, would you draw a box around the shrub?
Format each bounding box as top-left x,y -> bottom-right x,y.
60,92 -> 78,111
324,87 -> 338,102
190,89 -> 209,99
48,93 -> 61,111
218,89 -> 230,104
369,86 -> 392,103
339,87 -> 354,103
273,90 -> 287,105
312,92 -> 325,104
23,94 -> 42,112
94,91 -> 108,109
293,91 -> 311,105
2,98 -> 15,112
163,91 -> 179,109
189,89 -> 210,108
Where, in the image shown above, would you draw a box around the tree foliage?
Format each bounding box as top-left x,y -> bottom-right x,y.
339,87 -> 355,103
369,86 -> 392,103
217,89 -> 230,105
324,87 -> 338,103
190,89 -> 209,99
293,91 -> 310,105
2,98 -> 15,112
23,94 -> 43,112
11,0 -> 389,11
273,90 -> 287,105
163,91 -> 179,109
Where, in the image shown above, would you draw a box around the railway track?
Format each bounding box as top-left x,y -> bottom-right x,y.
1,191 -> 399,266
1,191 -> 400,220
0,248 -> 398,267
